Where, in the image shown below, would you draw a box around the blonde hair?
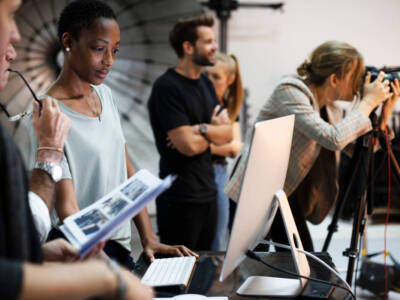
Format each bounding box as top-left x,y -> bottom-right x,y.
215,52 -> 243,122
297,41 -> 365,94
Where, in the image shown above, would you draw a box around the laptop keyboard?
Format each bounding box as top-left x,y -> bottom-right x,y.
141,256 -> 196,287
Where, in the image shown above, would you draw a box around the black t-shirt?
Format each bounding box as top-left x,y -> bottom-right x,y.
148,68 -> 219,203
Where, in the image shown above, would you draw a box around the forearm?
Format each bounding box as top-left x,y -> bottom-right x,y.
210,140 -> 242,158
29,150 -> 63,211
379,102 -> 396,131
125,146 -> 136,178
210,121 -> 241,157
30,170 -> 56,212
204,123 -> 233,145
133,208 -> 158,244
54,179 -> 80,222
177,123 -> 233,156
186,130 -> 210,155
20,260 -> 116,300
169,126 -> 210,157
56,202 -> 79,222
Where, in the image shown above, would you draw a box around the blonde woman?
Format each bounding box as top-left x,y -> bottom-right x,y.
206,52 -> 243,250
225,41 -> 400,251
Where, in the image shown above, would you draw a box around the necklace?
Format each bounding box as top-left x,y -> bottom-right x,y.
85,87 -> 101,122
55,86 -> 101,122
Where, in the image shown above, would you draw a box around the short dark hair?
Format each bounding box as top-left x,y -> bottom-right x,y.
169,15 -> 214,58
57,0 -> 116,46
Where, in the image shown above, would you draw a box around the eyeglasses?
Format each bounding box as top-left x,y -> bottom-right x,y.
0,68 -> 42,122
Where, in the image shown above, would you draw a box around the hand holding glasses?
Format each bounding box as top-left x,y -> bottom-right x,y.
0,68 -> 42,121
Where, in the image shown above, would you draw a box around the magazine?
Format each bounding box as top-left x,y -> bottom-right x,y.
60,169 -> 175,257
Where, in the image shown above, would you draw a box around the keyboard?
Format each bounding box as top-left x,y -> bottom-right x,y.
141,256 -> 197,287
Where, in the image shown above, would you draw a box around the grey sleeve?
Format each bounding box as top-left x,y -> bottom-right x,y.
0,258 -> 23,300
267,84 -> 372,151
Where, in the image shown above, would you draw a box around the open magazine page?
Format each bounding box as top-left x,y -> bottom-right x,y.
60,169 -> 175,256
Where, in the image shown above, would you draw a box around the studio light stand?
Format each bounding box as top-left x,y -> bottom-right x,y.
201,0 -> 284,52
200,0 -> 284,144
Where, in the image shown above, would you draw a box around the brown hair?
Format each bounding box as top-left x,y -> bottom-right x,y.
169,15 -> 214,58
297,41 -> 365,94
216,52 -> 243,121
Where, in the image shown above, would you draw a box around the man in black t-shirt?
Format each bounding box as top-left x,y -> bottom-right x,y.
148,16 -> 233,250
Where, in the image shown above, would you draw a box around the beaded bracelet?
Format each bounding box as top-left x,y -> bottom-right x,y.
37,146 -> 63,154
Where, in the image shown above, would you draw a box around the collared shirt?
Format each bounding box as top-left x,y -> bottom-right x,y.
28,191 -> 51,243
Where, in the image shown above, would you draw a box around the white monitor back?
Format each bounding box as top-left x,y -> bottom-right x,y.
220,115 -> 295,282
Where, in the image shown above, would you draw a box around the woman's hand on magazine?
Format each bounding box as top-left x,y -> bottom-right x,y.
82,241 -> 107,260
43,239 -> 107,262
143,238 -> 199,262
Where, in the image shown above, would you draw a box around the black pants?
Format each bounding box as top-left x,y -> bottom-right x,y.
156,199 -> 217,251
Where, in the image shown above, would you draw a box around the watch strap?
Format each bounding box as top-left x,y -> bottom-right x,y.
199,123 -> 210,142
34,161 -> 62,182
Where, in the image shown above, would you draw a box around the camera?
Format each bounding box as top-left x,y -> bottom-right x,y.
366,65 -> 400,84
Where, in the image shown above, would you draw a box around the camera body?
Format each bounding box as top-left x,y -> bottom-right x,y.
366,65 -> 400,83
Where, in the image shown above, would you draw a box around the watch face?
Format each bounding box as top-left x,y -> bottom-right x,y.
200,124 -> 208,134
52,165 -> 63,182
35,161 -> 63,182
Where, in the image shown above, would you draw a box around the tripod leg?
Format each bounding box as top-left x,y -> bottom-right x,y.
343,134 -> 374,285
362,218 -> 368,256
322,148 -> 365,252
345,193 -> 368,285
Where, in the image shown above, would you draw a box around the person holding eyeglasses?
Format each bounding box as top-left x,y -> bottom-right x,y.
0,0 -> 156,299
0,8 -> 70,243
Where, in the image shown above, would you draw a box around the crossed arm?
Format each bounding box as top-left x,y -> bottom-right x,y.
209,121 -> 242,158
167,106 -> 234,157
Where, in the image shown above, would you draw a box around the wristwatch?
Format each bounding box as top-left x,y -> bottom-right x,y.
199,123 -> 208,138
34,161 -> 63,182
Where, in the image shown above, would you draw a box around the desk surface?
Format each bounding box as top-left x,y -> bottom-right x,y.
135,251 -> 352,300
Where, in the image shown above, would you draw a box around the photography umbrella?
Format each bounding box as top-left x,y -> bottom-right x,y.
0,0 -> 203,174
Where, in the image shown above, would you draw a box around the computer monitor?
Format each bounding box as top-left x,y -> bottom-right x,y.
220,115 -> 311,297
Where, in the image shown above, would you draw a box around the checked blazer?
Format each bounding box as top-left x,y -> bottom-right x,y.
224,75 -> 372,224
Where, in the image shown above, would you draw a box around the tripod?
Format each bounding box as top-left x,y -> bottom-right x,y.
322,113 -> 400,285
